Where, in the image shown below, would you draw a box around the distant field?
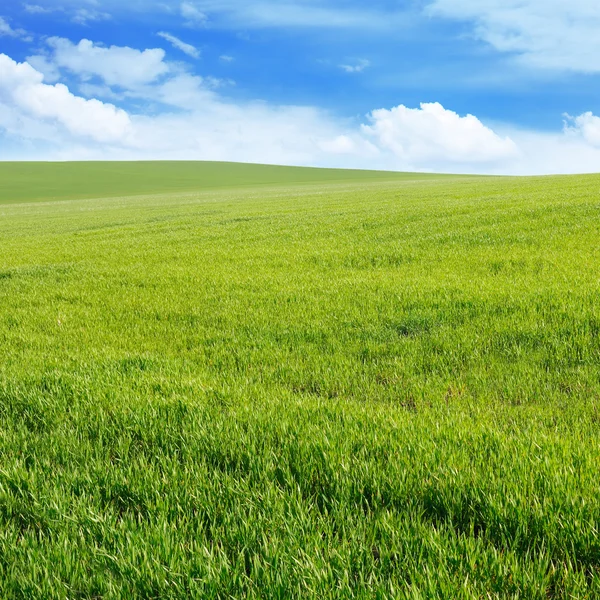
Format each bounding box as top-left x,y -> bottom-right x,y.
0,161 -> 446,205
1,163 -> 600,598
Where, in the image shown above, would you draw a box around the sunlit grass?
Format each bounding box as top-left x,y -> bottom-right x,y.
1,165 -> 599,598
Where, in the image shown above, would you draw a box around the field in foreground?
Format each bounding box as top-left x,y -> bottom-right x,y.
1,163 -> 600,598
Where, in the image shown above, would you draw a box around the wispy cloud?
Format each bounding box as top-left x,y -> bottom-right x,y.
181,2 -> 208,27
24,4 -> 55,15
339,59 -> 370,74
27,37 -> 170,89
71,8 -> 112,26
19,1 -> 413,32
186,0 -> 411,30
428,0 -> 600,73
157,32 -> 200,59
0,16 -> 32,41
24,4 -> 111,26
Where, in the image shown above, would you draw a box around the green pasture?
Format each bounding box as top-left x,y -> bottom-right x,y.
0,163 -> 599,598
0,161 -> 440,205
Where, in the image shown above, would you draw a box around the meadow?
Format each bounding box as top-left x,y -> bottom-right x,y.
1,162 -> 599,598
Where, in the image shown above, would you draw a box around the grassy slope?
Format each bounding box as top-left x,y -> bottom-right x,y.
0,161 -> 444,205
1,164 -> 600,598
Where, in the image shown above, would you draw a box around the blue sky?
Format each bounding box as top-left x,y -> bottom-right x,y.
1,0 -> 600,173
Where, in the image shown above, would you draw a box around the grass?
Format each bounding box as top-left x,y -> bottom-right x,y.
1,162 -> 600,598
0,161 -> 443,205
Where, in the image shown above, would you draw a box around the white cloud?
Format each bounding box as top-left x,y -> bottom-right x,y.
127,104 -> 348,164
339,59 -> 370,74
486,127 -> 600,175
181,2 -> 208,26
23,3 -> 109,24
15,0 -> 412,30
25,54 -> 61,83
30,38 -> 170,89
183,0 -> 408,30
157,32 -> 200,59
71,8 -> 111,25
25,37 -> 226,109
0,17 -> 17,37
361,102 -> 518,165
428,0 -> 600,73
78,82 -> 123,101
319,134 -> 379,157
149,72 -> 217,109
0,54 -> 132,144
0,16 -> 31,41
220,55 -> 234,62
564,112 -> 600,148
24,4 -> 54,14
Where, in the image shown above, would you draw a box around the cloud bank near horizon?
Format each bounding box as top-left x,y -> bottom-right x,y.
2,42 -> 600,175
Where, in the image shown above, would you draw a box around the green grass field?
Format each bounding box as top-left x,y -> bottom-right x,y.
1,162 -> 600,598
0,162 -> 441,205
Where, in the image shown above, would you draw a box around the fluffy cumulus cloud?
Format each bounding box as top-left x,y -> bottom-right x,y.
0,54 -> 132,144
362,103 -> 518,165
428,0 -> 600,73
3,41 -> 600,174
